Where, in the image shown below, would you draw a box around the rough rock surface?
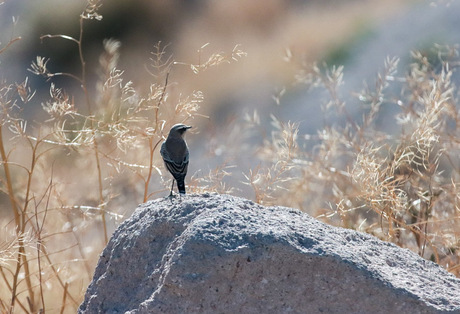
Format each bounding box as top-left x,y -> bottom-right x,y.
79,193 -> 460,313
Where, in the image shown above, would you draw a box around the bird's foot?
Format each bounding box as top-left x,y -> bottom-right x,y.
165,191 -> 175,199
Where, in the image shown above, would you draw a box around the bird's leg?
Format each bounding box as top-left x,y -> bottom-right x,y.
169,179 -> 175,197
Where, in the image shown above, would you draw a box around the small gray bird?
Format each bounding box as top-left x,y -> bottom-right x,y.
160,124 -> 192,196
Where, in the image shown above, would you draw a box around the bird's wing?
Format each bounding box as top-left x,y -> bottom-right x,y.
184,147 -> 189,163
160,142 -> 169,161
164,159 -> 188,178
161,141 -> 189,178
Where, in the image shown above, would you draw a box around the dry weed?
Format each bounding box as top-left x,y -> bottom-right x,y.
0,2 -> 244,312
245,44 -> 460,276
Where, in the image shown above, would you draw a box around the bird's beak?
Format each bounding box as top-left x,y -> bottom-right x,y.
185,126 -> 192,129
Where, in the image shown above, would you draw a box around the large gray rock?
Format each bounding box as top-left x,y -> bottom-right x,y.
79,193 -> 460,313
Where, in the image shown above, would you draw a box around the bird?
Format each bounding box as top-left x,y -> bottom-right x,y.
160,124 -> 192,196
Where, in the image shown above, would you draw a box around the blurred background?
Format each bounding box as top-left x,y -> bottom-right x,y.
1,0 -> 459,181
0,0 -> 459,211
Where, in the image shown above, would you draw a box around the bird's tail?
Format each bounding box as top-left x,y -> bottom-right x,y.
176,178 -> 186,194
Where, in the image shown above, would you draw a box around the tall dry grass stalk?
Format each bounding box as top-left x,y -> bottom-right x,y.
0,2 -> 245,312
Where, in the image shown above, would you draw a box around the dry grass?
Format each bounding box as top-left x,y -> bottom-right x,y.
1,1 -> 459,313
246,45 -> 460,276
0,2 -> 245,312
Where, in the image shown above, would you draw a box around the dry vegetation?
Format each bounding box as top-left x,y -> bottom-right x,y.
246,46 -> 460,277
1,0 -> 460,313
0,2 -> 245,312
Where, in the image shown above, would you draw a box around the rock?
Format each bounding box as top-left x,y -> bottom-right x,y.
79,193 -> 460,313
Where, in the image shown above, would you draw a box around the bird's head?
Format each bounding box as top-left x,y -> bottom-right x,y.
168,124 -> 192,138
